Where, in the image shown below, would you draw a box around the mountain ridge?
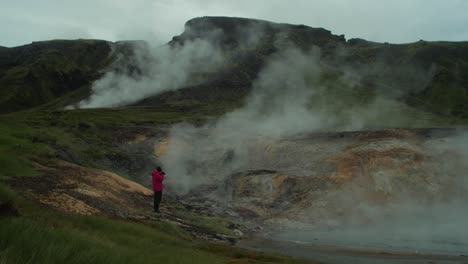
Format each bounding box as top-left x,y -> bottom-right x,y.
0,16 -> 467,119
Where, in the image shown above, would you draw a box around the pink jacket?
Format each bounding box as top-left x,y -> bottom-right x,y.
151,171 -> 165,192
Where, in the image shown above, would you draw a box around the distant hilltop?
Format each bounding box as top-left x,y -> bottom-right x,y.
0,16 -> 467,119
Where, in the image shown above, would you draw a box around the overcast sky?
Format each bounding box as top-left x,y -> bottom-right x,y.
2,0 -> 468,47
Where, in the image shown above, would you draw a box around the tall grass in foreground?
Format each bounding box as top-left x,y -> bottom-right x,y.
0,198 -> 314,264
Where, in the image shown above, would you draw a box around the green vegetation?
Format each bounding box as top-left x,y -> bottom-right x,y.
0,40 -> 112,113
0,195 -> 314,264
0,106 -> 317,263
0,106 -> 217,180
2,28 -> 468,120
418,82 -> 468,118
0,184 -> 17,210
171,206 -> 236,237
0,122 -> 49,179
303,71 -> 468,129
0,89 -> 466,181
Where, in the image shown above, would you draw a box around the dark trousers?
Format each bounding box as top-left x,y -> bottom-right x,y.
154,191 -> 162,212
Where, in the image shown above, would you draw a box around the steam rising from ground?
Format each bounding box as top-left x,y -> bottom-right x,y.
275,132 -> 468,254
73,21 -> 468,253
77,39 -> 224,108
156,41 -> 468,254
160,43 -> 440,193
161,47 -> 326,193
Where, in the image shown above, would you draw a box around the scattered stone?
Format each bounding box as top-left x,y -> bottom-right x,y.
254,226 -> 263,231
233,229 -> 244,237
215,234 -> 236,245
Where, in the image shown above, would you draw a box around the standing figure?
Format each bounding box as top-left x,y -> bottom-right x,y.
152,166 -> 165,213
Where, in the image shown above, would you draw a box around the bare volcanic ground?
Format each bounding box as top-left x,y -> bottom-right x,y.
8,160 -> 237,243
228,129 -> 468,225
159,128 -> 468,260
8,127 -> 468,263
9,160 -> 152,217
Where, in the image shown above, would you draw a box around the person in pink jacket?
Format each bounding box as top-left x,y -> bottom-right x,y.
152,166 -> 165,213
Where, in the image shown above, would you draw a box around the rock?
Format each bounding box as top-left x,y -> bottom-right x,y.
0,202 -> 19,217
215,234 -> 236,245
235,207 -> 259,219
226,210 -> 239,217
233,229 -> 244,237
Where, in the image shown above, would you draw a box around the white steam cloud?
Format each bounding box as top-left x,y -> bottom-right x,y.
160,43 -> 441,194
273,131 -> 468,255
161,47 -> 324,193
155,38 -> 468,255
77,39 -> 224,109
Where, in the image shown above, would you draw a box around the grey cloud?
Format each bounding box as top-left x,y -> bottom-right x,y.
2,0 -> 468,47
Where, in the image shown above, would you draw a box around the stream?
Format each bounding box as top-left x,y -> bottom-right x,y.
239,233 -> 468,264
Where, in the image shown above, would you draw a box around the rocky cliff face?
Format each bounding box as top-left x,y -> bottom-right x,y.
173,17 -> 346,50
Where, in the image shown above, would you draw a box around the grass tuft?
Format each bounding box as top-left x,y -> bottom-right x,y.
0,198 -> 315,264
